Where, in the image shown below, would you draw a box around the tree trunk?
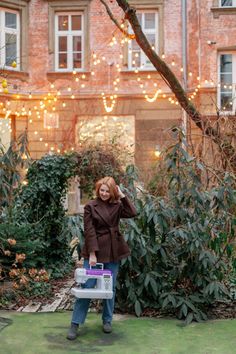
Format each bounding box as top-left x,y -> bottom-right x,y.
106,0 -> 236,169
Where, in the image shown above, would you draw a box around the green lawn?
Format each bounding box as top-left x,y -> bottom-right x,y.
0,311 -> 236,354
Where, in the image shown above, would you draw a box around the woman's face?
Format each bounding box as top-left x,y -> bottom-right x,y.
99,184 -> 111,201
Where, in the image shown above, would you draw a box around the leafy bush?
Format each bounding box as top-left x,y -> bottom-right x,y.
116,139 -> 236,324
13,153 -> 79,276
0,134 -> 52,300
0,223 -> 43,277
76,143 -> 126,198
0,132 -> 30,214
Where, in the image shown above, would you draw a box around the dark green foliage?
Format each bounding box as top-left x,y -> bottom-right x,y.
0,223 -> 43,276
0,132 -> 30,214
76,144 -> 125,198
14,153 -> 79,276
116,140 -> 236,324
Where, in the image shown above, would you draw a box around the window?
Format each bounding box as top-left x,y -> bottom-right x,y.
76,115 -> 135,156
44,112 -> 59,128
218,53 -> 236,112
0,117 -> 11,148
128,11 -> 158,70
220,0 -> 236,6
55,12 -> 84,72
48,1 -> 90,73
212,0 -> 236,17
0,8 -> 20,69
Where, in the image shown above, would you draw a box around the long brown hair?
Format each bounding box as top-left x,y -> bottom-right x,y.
95,176 -> 119,202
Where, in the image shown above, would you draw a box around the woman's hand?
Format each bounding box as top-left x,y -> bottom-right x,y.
89,252 -> 97,266
117,185 -> 125,198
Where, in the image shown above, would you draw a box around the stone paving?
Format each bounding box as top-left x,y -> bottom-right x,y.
17,279 -> 75,313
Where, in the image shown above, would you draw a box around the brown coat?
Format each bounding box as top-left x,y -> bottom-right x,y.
81,196 -> 137,263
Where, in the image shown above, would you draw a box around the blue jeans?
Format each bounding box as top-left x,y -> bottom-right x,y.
71,259 -> 119,325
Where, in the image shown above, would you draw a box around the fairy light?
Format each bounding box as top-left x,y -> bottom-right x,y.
145,90 -> 160,103
2,41 -> 233,152
102,94 -> 117,113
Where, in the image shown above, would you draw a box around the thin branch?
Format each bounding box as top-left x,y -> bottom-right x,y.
100,0 -> 134,39
101,0 -> 236,170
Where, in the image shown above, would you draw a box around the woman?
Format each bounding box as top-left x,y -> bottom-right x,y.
67,176 -> 137,340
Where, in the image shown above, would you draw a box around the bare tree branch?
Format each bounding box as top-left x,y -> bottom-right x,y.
100,0 -> 236,170
100,0 -> 134,39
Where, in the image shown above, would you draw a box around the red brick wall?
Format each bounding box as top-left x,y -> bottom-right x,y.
3,0 -> 235,174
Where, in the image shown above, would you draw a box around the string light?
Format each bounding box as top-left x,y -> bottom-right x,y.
145,90 -> 160,103
0,38 -> 235,155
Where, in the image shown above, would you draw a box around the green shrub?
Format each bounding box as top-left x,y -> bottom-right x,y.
117,140 -> 236,324
76,143 -> 126,198
13,153 -> 79,275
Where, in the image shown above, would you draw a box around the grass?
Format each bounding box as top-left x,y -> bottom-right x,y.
0,311 -> 236,354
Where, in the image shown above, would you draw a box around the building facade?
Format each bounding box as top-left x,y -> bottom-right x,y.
0,0 -> 235,179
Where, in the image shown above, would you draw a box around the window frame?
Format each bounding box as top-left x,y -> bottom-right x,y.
47,0 -> 90,73
218,52 -> 236,113
44,111 -> 59,129
212,0 -> 236,17
219,0 -> 236,7
122,0 -> 164,72
0,8 -> 20,70
0,0 -> 29,72
55,11 -> 84,72
128,10 -> 158,71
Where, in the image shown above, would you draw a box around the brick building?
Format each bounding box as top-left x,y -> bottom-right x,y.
0,0 -> 235,180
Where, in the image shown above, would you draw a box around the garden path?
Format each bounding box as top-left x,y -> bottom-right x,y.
17,278 -> 75,313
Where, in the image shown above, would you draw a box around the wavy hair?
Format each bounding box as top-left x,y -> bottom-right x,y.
95,176 -> 119,202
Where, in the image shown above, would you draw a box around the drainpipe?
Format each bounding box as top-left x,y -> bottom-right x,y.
181,0 -> 187,138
